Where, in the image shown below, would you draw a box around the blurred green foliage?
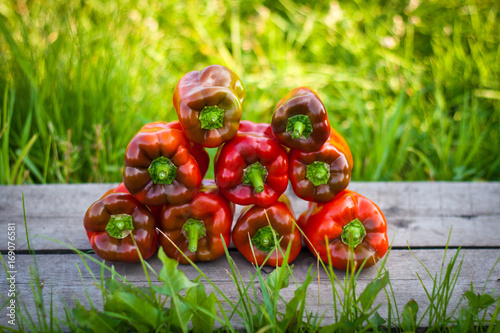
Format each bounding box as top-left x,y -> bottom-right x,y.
0,0 -> 499,183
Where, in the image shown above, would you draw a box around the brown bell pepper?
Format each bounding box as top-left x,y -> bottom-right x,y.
158,180 -> 233,264
289,127 -> 353,203
173,65 -> 245,148
271,87 -> 331,152
84,192 -> 158,262
122,126 -> 202,207
140,121 -> 210,178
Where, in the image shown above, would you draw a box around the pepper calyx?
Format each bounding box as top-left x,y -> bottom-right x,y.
306,161 -> 330,187
148,156 -> 177,185
242,162 -> 267,193
252,225 -> 278,253
106,214 -> 134,239
286,115 -> 313,139
199,105 -> 225,130
181,218 -> 207,253
341,218 -> 366,248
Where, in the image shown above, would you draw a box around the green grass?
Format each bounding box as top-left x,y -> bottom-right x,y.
0,0 -> 499,184
0,196 -> 498,331
1,230 -> 499,332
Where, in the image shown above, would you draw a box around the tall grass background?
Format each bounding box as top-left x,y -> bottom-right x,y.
0,0 -> 499,184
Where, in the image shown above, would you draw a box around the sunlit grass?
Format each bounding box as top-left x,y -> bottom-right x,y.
0,0 -> 499,184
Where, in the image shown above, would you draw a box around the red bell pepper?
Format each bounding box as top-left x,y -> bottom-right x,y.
84,192 -> 158,262
123,126 -> 202,207
102,182 -> 163,226
140,121 -> 210,178
173,65 -> 245,148
271,87 -> 330,152
214,121 -> 288,207
300,190 -> 389,270
158,180 -> 233,265
232,195 -> 302,267
289,127 -> 353,203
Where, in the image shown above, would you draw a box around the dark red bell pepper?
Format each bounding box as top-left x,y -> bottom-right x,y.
214,121 -> 288,207
232,195 -> 302,267
140,121 -> 210,178
271,87 -> 330,152
289,127 -> 353,203
102,182 -> 163,227
158,180 -> 233,265
300,190 -> 389,270
84,192 -> 158,262
123,126 -> 202,207
173,65 -> 245,148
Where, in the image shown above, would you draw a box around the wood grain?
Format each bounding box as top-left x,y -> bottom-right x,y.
1,249 -> 499,328
0,182 -> 499,251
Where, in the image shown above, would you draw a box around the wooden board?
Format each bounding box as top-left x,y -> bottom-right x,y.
0,182 -> 499,251
1,249 -> 499,328
1,182 -> 499,329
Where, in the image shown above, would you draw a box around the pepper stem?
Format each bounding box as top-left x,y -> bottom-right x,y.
252,225 -> 278,253
292,121 -> 306,139
286,115 -> 313,139
242,162 -> 267,193
106,214 -> 134,239
306,161 -> 330,186
341,219 -> 366,248
148,156 -> 177,185
199,105 -> 225,130
182,219 -> 206,253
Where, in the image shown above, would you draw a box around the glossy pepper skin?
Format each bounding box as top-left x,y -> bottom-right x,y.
300,190 -> 389,270
232,195 -> 302,267
84,192 -> 158,262
289,127 -> 353,203
158,180 -> 233,265
271,87 -> 330,152
140,121 -> 210,178
123,126 -> 202,207
173,65 -> 245,148
214,121 -> 289,207
102,182 -> 163,226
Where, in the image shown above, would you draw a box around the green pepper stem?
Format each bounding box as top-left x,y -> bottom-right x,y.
199,105 -> 225,130
247,168 -> 264,193
148,156 -> 177,185
242,162 -> 267,193
306,161 -> 330,187
341,219 -> 366,248
292,121 -> 306,139
106,214 -> 134,239
286,115 -> 313,139
182,219 -> 206,253
252,225 -> 278,253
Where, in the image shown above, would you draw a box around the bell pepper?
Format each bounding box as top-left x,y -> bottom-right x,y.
214,121 -> 289,207
289,127 -> 353,203
271,87 -> 331,152
232,195 -> 302,267
84,192 -> 158,262
102,182 -> 164,226
140,121 -> 210,178
173,65 -> 245,148
300,190 -> 389,270
122,126 -> 202,207
158,180 -> 233,264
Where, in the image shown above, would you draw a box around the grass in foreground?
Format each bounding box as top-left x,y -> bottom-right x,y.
1,0 -> 499,184
1,230 -> 499,332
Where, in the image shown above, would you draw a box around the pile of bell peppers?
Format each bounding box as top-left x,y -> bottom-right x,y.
83,65 -> 388,270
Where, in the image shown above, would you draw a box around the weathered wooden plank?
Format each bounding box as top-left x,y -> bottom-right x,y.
1,249 -> 499,328
0,182 -> 499,251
